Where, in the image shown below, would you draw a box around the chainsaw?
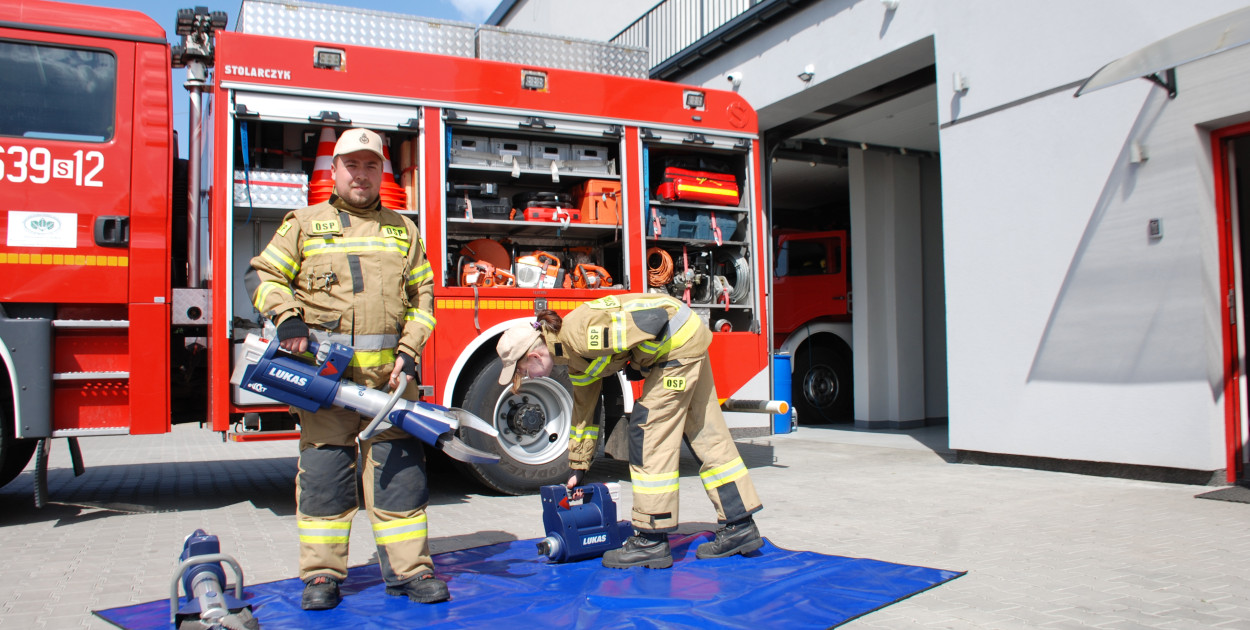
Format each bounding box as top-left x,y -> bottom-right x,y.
231,332 -> 500,464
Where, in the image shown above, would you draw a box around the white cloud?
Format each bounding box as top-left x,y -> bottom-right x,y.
448,0 -> 499,23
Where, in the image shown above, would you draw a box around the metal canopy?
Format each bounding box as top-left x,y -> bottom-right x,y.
1075,5 -> 1250,98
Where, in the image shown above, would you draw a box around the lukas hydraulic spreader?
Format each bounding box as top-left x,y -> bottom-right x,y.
170,529 -> 258,630
231,332 -> 500,463
536,483 -> 633,563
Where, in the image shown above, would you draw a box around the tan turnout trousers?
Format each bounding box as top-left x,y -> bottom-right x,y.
554,293 -> 762,533
628,356 -> 762,532
295,364 -> 433,586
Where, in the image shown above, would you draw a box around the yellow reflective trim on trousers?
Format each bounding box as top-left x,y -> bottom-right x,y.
610,312 -> 628,352
253,280 -> 292,311
261,246 -> 299,280
408,309 -> 436,331
298,520 -> 351,544
349,348 -> 396,368
569,425 -> 600,441
632,470 -> 680,494
372,515 -> 428,545
700,457 -> 748,490
407,263 -> 433,285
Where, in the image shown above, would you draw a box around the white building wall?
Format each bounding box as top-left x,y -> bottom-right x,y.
497,0 -> 1250,471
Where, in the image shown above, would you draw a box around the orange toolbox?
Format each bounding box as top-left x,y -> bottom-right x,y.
572,180 -> 622,225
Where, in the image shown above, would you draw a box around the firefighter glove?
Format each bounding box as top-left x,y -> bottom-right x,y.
276,317 -> 309,342
396,351 -> 419,385
623,362 -> 646,381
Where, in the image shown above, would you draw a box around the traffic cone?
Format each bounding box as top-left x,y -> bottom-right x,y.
379,134 -> 407,210
307,127 -> 336,205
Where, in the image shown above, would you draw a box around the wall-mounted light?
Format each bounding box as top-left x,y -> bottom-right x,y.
1130,141 -> 1148,164
952,72 -> 970,93
798,64 -> 815,82
882,0 -> 900,10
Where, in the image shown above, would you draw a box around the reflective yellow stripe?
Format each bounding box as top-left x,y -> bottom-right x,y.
670,315 -> 701,349
349,348 -> 396,368
302,236 -> 409,258
261,245 -> 299,280
407,262 -> 433,285
632,470 -> 680,495
569,425 -> 600,441
700,457 -> 748,490
639,315 -> 701,358
569,371 -> 597,386
677,183 -> 736,197
408,309 -> 436,331
373,515 -> 428,545
298,520 -> 351,544
253,280 -> 292,310
622,296 -> 681,311
585,356 -> 611,378
610,312 -> 628,352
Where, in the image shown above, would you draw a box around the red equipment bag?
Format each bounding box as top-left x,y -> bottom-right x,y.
522,205 -> 581,226
656,167 -> 739,207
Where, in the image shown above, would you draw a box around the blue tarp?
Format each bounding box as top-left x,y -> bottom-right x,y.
97,531 -> 963,629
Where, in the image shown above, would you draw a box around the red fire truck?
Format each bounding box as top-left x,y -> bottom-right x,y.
772,230 -> 852,424
0,0 -> 774,500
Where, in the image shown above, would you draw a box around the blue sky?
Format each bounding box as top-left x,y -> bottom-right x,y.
71,0 -> 502,156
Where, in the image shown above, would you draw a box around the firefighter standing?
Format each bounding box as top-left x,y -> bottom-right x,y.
495,294 -> 765,569
246,128 -> 444,609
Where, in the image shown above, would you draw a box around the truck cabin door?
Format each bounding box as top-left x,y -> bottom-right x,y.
0,33 -> 138,304
774,233 -> 848,332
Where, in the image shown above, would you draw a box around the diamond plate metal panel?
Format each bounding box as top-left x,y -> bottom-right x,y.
237,0 -> 476,57
476,26 -> 648,78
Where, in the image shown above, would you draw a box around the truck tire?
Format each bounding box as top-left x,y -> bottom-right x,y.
457,356 -> 594,495
0,402 -> 36,489
793,342 -> 853,423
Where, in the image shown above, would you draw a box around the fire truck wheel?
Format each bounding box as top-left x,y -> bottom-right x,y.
458,356 -> 592,495
793,342 -> 853,424
0,401 -> 37,489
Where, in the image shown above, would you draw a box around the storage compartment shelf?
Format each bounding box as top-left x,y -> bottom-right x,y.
447,217 -> 622,239
649,199 -> 747,213
449,163 -> 620,181
232,205 -> 296,221
646,236 -> 745,247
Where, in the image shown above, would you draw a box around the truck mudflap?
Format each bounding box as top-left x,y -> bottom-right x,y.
0,309 -> 52,439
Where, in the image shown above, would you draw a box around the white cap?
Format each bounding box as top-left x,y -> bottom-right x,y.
333,128 -> 384,160
496,323 -> 542,385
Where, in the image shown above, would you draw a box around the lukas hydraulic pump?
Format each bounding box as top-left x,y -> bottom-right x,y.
536,482 -> 633,563
231,332 -> 500,463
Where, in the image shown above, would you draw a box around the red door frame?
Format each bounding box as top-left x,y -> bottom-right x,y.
1213,120 -> 1250,483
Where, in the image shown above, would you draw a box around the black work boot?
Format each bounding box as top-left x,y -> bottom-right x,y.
385,571 -> 450,604
301,575 -> 341,610
696,517 -> 764,559
602,531 -> 673,569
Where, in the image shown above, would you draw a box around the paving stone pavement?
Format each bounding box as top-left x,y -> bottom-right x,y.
1,422 -> 1248,629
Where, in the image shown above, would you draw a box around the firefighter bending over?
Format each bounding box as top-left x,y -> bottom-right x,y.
496,294 -> 765,569
246,128 -> 444,609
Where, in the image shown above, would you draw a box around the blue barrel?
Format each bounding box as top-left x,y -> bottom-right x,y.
772,353 -> 793,434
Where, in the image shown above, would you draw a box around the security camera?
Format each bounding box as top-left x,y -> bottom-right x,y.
726,72 -> 743,89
